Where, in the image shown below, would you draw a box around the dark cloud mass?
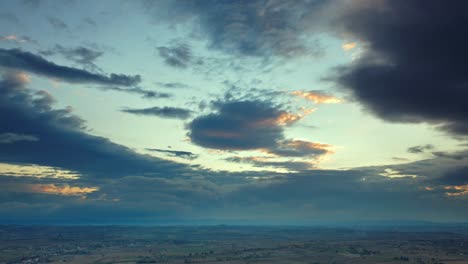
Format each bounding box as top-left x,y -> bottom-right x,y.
121,106 -> 193,119
0,48 -> 141,86
188,100 -> 330,165
439,166 -> 468,185
0,72 -> 189,178
334,0 -> 468,136
188,100 -> 285,150
431,151 -> 468,161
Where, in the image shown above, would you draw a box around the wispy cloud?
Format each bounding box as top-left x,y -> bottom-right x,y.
121,106 -> 192,119
292,90 -> 342,104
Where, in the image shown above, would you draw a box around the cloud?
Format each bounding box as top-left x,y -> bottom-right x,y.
0,163 -> 80,179
144,0 -> 329,58
157,42 -> 195,68
342,42 -> 357,51
188,100 -> 297,150
47,16 -> 68,30
0,49 -> 165,99
2,147 -> 468,223
146,148 -> 198,160
188,99 -> 329,171
0,13 -> 20,24
226,156 -> 314,171
437,167 -> 468,185
444,185 -> 468,197
83,17 -> 97,27
0,72 -> 190,178
0,133 -> 38,144
333,0 -> 468,136
40,45 -> 104,70
407,144 -> 434,154
431,151 -> 468,161
28,183 -> 99,196
0,48 -> 141,86
378,168 -> 417,179
292,90 -> 342,104
0,35 -> 37,44
121,106 -> 193,119
266,139 -> 332,158
21,0 -> 40,8
104,86 -> 171,99
156,82 -> 189,89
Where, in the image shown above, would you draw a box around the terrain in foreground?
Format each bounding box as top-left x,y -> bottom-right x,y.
1,225 -> 468,264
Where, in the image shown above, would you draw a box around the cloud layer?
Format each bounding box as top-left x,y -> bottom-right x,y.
334,0 -> 468,136
0,48 -> 141,86
144,0 -> 329,58
0,72 -> 189,178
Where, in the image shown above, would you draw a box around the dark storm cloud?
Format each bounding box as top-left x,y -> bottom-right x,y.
121,106 -> 192,119
188,100 -> 285,150
0,72 -> 190,178
407,144 -> 434,154
437,167 -> 468,185
40,45 -> 104,70
333,0 -> 468,136
0,48 -> 141,86
146,148 -> 198,160
157,43 -> 194,68
144,0 -> 329,58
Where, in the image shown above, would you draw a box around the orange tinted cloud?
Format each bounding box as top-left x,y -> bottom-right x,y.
285,140 -> 332,152
260,108 -> 316,126
444,185 -> 468,196
0,35 -> 19,41
262,139 -> 333,159
29,184 -> 99,196
0,163 -> 80,179
0,35 -> 32,44
342,42 -> 357,51
292,91 -> 341,104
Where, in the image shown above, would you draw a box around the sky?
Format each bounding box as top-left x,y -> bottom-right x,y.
0,0 -> 468,224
